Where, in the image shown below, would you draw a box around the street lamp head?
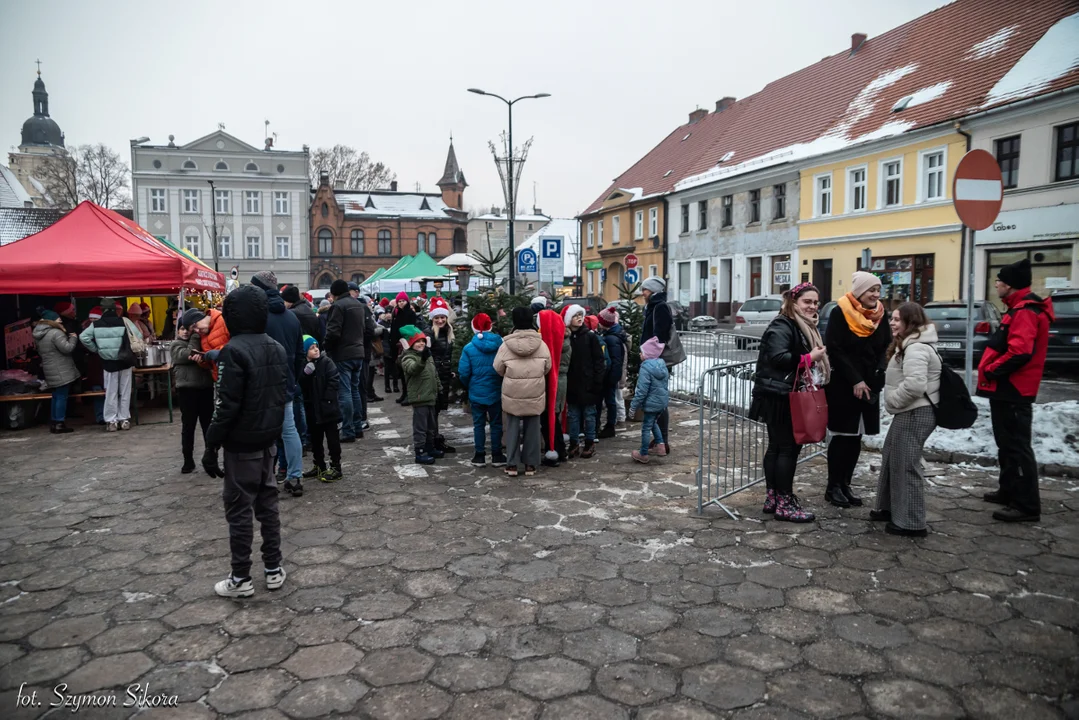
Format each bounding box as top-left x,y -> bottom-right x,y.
532,93 -> 551,99
130,136 -> 150,144
467,88 -> 487,95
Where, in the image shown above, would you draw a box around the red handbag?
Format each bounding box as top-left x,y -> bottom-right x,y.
789,358 -> 828,444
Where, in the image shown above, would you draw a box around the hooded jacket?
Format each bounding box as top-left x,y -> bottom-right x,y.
290,299 -> 323,345
299,354 -> 341,426
324,294 -> 366,362
80,310 -> 136,373
458,331 -> 503,406
205,286 -> 289,452
641,291 -> 673,346
493,329 -> 552,417
977,289 -> 1054,403
256,281 -> 305,398
33,320 -> 79,388
196,309 -> 230,381
630,358 -> 670,415
399,347 -> 440,406
884,324 -> 942,415
566,326 -> 606,406
599,323 -> 628,387
170,333 -> 213,390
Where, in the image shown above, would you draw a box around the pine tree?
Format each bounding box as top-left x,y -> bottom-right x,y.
615,279 -> 645,389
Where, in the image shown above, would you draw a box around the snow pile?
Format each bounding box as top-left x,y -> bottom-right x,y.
896,81 -> 953,110
865,397 -> 1079,468
966,25 -> 1018,60
983,12 -> 1079,106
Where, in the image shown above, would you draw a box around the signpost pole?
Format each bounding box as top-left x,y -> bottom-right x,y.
964,225 -> 975,390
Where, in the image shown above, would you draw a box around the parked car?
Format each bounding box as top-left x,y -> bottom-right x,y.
557,295 -> 606,315
667,301 -> 690,331
735,295 -> 783,326
689,315 -> 720,332
1047,289 -> 1079,366
818,301 -> 838,338
923,301 -> 1002,364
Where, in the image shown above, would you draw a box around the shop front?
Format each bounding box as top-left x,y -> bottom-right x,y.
975,204 -> 1078,306
857,253 -> 936,308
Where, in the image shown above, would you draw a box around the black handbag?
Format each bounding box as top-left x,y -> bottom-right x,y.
116,328 -> 137,369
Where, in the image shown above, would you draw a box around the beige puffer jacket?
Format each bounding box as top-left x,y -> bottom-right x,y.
884,324 -> 942,415
494,329 -> 552,417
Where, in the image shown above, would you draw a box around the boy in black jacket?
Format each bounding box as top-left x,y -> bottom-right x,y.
203,285 -> 289,598
299,335 -> 343,487
563,304 -> 606,458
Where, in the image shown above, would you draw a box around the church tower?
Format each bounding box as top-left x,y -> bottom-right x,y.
8,65 -> 67,208
436,139 -> 467,211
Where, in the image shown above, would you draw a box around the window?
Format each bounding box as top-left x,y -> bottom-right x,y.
995,136 -> 1020,189
321,203 -> 329,218
527,223 -> 534,231
244,191 -> 260,214
318,228 -> 333,255
648,264 -> 658,278
722,195 -> 733,226
245,162 -> 259,172
246,232 -> 261,259
680,204 -> 689,233
598,220 -> 604,246
814,175 -> 832,217
214,161 -> 228,171
150,189 -> 166,213
352,273 -> 366,284
182,189 -> 199,213
418,232 -> 426,254
378,229 -> 392,255
351,229 -> 364,255
587,222 -> 594,248
699,200 -> 708,230
184,233 -> 199,256
276,236 -> 290,258
1055,122 -> 1078,181
635,210 -> 644,239
749,190 -> 760,223
922,150 -> 945,201
612,215 -> 620,244
649,207 -> 658,237
586,271 -> 593,294
182,160 -> 197,170
218,233 -> 231,259
773,183 -> 786,219
214,189 -> 230,215
274,191 -> 289,215
426,231 -> 437,255
849,167 -> 867,212
486,221 -> 493,230
882,160 -> 902,207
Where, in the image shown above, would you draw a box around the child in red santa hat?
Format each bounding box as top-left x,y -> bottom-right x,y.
458,313 -> 505,467
426,297 -> 456,453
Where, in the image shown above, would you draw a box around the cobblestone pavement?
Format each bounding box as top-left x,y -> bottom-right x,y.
0,400 -> 1076,719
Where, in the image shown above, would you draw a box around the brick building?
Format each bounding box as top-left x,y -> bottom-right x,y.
308,141 -> 469,288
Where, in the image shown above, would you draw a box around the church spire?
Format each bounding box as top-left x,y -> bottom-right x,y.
437,138 -> 467,189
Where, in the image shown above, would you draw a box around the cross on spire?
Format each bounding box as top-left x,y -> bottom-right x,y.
35,59 -> 41,76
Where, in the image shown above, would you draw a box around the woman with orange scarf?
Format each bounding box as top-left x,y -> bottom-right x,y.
823,271 -> 892,508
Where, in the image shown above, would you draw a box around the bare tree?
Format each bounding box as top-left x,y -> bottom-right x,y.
36,143 -> 131,210
309,145 -> 396,190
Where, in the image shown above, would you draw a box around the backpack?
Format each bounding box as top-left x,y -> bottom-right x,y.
598,333 -> 611,371
924,346 -> 977,429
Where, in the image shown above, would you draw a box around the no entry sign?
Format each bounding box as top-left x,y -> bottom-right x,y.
953,149 -> 1003,231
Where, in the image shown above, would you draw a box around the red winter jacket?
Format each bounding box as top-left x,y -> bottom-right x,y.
976,289 -> 1054,403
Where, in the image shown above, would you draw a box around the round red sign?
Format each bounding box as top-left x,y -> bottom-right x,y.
624,254 -> 639,270
952,149 -> 1003,231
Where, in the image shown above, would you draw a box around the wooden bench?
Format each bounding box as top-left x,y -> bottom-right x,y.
0,391 -> 106,403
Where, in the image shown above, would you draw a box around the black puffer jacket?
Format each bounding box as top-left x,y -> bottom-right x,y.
427,324 -> 454,410
824,303 -> 891,435
566,327 -> 606,406
206,286 -> 288,453
641,291 -> 673,346
254,280 -> 304,399
299,354 -> 341,426
290,299 -> 323,345
324,295 -> 366,362
753,314 -> 811,397
390,304 -> 418,343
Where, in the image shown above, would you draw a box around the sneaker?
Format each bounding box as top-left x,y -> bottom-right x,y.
303,465 -> 325,479
598,424 -> 616,439
491,454 -> 508,468
265,567 -> 287,591
992,506 -> 1040,523
568,444 -> 580,459
471,453 -> 486,467
276,467 -> 287,484
119,420 -> 131,431
214,575 -> 254,598
368,394 -> 384,402
50,422 -> 74,434
440,443 -> 456,454
580,443 -> 595,459
360,420 -> 370,431
762,489 -> 777,514
341,436 -> 357,444
321,467 -> 343,483
430,448 -> 445,459
106,422 -> 118,432
775,494 -> 815,523
631,450 -> 650,464
283,480 -> 304,497
524,465 -> 536,476
415,454 -> 436,465
505,466 -> 519,477
983,490 -> 1009,505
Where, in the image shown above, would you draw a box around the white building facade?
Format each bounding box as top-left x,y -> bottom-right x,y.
131,131 -> 311,288
467,209 -> 550,258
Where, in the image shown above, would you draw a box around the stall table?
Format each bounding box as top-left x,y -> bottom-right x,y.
132,363 -> 173,425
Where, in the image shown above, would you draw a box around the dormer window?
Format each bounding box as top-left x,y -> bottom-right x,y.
719,151 -> 735,163
182,159 -> 197,170
245,162 -> 259,172
214,161 -> 228,171
365,197 -> 376,209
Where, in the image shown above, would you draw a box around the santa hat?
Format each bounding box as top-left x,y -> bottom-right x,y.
562,304 -> 585,327
471,313 -> 492,334
88,306 -> 103,321
140,302 -> 151,313
538,309 -> 565,461
418,293 -> 429,301
54,301 -> 73,315
302,292 -> 314,304
598,306 -> 618,328
396,291 -> 410,303
398,324 -> 427,347
530,296 -> 548,311
583,315 -> 599,332
428,296 -> 450,318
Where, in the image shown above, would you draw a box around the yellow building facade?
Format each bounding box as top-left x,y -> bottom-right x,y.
797,131 -> 967,306
579,192 -> 666,302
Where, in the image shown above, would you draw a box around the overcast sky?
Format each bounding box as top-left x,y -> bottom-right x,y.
1,0 -> 947,218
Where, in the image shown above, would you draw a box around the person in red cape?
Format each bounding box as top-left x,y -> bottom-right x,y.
532,298 -> 569,466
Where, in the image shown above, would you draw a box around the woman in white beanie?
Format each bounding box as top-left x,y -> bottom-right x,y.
823,270 -> 892,508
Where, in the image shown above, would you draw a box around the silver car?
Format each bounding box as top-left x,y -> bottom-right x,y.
736,295 -> 783,326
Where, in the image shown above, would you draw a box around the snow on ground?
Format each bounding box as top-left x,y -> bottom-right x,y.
864,397 -> 1079,468
983,12 -> 1079,105
966,25 -> 1018,60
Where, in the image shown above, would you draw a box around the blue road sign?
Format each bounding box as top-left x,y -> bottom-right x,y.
541,237 -> 562,259
518,248 -> 538,274
623,268 -> 640,285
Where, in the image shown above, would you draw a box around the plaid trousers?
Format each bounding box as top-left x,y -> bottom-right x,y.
875,406 -> 936,531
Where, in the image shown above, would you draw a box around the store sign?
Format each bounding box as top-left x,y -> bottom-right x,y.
773,260 -> 791,273
976,204 -> 1079,245
774,273 -> 792,285
585,261 -> 604,270
4,319 -> 33,362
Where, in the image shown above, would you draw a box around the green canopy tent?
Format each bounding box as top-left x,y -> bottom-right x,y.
380,251 -> 450,280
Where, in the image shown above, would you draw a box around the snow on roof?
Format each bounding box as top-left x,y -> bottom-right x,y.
335,191 -> 455,219
892,81 -> 952,112
516,218 -> 580,277
0,165 -> 33,208
983,11 -> 1079,106
967,25 -> 1019,59
472,212 -> 551,222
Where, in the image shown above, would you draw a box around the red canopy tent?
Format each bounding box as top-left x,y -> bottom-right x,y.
0,201 -> 226,296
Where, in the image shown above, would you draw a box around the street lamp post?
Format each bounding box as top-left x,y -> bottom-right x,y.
206,180 -> 219,273
468,88 -> 550,295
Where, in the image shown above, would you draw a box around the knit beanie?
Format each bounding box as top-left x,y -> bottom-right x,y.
281,285 -> 301,304
347,281 -> 360,293
641,336 -> 665,360
850,271 -> 881,299
399,324 -> 426,347
380,298 -> 391,308
88,306 -> 103,320
997,258 -> 1032,289
251,270 -> 278,290
563,304 -> 585,327
330,279 -> 350,297
396,291 -> 410,303
127,303 -> 143,316
598,306 -> 618,328
180,308 -> 206,329
512,306 -> 534,331
303,335 -> 319,354
319,299 -> 331,310
641,277 -> 665,294
41,310 -> 60,321
54,301 -> 73,315
471,313 -> 493,333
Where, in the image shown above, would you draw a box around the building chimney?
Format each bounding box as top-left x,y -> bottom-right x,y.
319,170 -> 330,188
390,180 -> 398,192
264,137 -> 274,151
689,108 -> 708,124
851,33 -> 867,53
714,97 -> 736,113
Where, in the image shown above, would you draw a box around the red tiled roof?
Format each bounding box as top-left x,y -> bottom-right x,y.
580,0 -> 1079,215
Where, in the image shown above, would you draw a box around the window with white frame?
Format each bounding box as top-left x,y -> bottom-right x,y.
612,215 -> 620,244
182,189 -> 199,213
815,174 -> 832,217
184,232 -> 200,256
649,207 -> 658,237
214,189 -> 231,215
244,191 -> 261,214
922,150 -> 945,201
276,236 -> 290,258
882,160 -> 902,207
587,271 -> 593,294
150,189 -> 167,213
849,167 -> 867,212
587,222 -> 594,248
246,232 -> 261,258
648,264 -> 658,278
351,229 -> 364,255
598,219 -> 604,246
218,233 -> 232,258
426,231 -> 437,255
635,210 -> 644,239
274,191 -> 289,215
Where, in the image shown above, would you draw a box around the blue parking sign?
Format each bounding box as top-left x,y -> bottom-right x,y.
541,237 -> 561,259
518,248 -> 538,273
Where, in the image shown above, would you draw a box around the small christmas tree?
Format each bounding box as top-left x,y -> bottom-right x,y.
615,279 -> 644,389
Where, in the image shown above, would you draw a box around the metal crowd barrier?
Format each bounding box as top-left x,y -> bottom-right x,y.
670,331 -> 762,406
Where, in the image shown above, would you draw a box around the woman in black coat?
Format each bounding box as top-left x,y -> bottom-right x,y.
640,277 -> 674,453
426,302 -> 456,453
823,271 -> 892,508
389,293 -> 418,405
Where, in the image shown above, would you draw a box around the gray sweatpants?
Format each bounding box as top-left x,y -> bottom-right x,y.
505,414 -> 541,469
413,405 -> 437,455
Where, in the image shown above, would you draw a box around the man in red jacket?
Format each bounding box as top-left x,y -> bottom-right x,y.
976,258 -> 1055,523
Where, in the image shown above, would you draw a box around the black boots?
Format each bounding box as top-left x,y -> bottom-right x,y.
50,422 -> 74,434
181,454 -> 196,474
598,423 -> 616,439
434,436 -> 456,454
825,485 -> 851,508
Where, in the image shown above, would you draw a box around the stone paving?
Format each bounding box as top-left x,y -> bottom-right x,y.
0,399 -> 1076,719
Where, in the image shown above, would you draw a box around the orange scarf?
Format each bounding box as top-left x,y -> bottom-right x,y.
836,292 -> 884,338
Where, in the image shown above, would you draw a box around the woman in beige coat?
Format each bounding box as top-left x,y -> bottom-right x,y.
494,307 -> 552,477
873,302 -> 941,537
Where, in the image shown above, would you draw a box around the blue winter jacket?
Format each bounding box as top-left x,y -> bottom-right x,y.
630,358 -> 670,415
260,285 -> 305,399
600,323 -> 628,387
458,331 -> 504,406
